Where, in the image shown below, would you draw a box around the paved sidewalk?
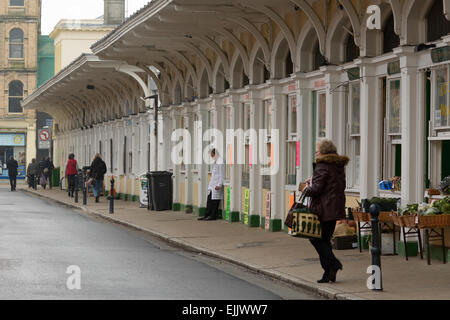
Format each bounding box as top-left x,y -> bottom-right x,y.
11,185 -> 450,300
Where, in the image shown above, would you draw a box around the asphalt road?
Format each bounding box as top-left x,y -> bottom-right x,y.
0,187 -> 321,300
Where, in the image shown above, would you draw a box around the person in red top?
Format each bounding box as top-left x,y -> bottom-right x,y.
65,153 -> 78,197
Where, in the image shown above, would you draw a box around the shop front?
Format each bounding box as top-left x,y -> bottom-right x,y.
0,133 -> 26,179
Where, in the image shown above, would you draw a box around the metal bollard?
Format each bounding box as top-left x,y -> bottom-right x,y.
74,175 -> 79,203
82,171 -> 87,205
369,204 -> 383,291
109,178 -> 114,214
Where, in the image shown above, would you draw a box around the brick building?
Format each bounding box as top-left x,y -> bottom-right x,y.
0,0 -> 40,178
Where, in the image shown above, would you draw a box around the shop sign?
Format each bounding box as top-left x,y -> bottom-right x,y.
347,67 -> 360,81
288,83 -> 296,92
243,188 -> 250,225
314,79 -> 326,89
38,129 -> 50,149
0,133 -> 25,147
387,60 -> 400,75
431,46 -> 450,63
265,192 -> 271,230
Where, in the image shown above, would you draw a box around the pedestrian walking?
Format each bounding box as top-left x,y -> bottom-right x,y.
26,159 -> 40,190
65,153 -> 78,197
89,153 -> 107,203
40,157 -> 54,189
198,149 -> 224,221
6,156 -> 18,191
301,139 -> 349,284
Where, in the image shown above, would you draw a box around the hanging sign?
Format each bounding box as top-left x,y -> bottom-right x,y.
296,141 -> 300,167
347,67 -> 360,81
431,46 -> 450,63
387,60 -> 400,75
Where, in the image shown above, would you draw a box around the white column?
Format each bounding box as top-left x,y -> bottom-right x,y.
248,88 -> 262,222
229,93 -> 242,222
270,85 -> 287,230
358,60 -> 381,200
297,83 -> 314,181
398,47 -> 425,205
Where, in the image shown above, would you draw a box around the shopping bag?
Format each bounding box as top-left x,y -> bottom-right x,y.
286,190 -> 322,239
284,191 -> 308,228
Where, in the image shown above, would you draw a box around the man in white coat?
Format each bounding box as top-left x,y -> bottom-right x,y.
198,149 -> 224,221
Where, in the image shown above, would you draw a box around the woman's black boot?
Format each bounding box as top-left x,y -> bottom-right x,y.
317,271 -> 330,283
329,262 -> 343,283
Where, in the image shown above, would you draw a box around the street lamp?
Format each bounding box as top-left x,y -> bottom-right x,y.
143,94 -> 159,171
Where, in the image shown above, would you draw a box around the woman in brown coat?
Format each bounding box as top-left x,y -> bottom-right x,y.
303,139 -> 349,283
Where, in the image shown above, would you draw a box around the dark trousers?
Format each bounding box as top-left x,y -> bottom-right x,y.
205,192 -> 221,219
310,221 -> 342,273
67,174 -> 77,196
9,176 -> 17,191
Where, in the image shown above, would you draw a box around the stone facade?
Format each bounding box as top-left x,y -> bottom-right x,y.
0,0 -> 40,170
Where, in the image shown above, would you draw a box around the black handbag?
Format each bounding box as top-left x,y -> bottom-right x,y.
284,191 -> 308,228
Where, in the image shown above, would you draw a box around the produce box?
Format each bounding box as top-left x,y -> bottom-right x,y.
332,235 -> 358,250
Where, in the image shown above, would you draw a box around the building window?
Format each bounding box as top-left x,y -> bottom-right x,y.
193,114 -> 200,171
225,107 -> 232,181
8,80 -> 23,113
316,92 -> 327,139
242,103 -> 251,187
10,0 -> 24,6
9,28 -> 24,59
429,67 -> 450,187
384,78 -> 402,180
434,67 -> 450,129
286,95 -> 297,186
262,99 -> 272,189
346,83 -> 361,188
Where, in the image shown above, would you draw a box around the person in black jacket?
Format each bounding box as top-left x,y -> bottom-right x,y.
6,156 -> 19,191
302,139 -> 350,284
90,153 -> 107,203
40,157 -> 55,189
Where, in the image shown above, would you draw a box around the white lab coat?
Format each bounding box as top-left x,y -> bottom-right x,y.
208,156 -> 224,200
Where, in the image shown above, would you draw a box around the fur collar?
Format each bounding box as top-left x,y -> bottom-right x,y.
316,154 -> 350,166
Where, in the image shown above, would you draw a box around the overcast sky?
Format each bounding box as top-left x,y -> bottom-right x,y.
41,0 -> 151,35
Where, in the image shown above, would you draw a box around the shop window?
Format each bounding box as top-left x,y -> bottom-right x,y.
180,117 -> 186,172
225,107 -> 232,181
193,114 -> 200,171
242,103 -> 251,187
383,78 -> 402,180
9,28 -> 24,59
10,0 -> 24,6
123,136 -> 127,174
110,139 -> 113,172
427,0 -> 450,43
8,80 -> 23,113
430,67 -> 450,186
383,14 -> 400,54
433,68 -> 450,129
262,99 -> 272,189
286,95 -> 297,186
316,92 -> 326,139
346,83 -> 361,188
